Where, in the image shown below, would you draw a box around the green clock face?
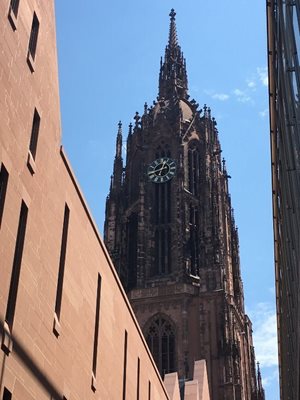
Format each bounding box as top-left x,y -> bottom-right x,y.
147,157 -> 176,183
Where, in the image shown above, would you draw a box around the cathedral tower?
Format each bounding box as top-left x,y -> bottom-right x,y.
104,10 -> 263,400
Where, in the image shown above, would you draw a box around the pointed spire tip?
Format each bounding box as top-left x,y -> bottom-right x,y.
169,9 -> 176,20
168,9 -> 178,50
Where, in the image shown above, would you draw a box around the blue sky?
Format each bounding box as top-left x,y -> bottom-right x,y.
55,1 -> 279,398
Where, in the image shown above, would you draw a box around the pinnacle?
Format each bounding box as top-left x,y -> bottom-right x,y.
169,8 -> 176,20
168,8 -> 178,50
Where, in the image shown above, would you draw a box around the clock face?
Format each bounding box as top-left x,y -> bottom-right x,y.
147,157 -> 176,183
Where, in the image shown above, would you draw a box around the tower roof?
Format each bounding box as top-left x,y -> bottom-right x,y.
159,9 -> 188,100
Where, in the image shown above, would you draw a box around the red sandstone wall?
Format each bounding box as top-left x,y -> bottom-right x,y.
0,1 -> 169,399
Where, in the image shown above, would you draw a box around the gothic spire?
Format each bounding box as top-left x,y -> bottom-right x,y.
116,121 -> 122,159
112,121 -> 123,191
158,9 -> 188,100
168,9 -> 178,50
257,363 -> 265,400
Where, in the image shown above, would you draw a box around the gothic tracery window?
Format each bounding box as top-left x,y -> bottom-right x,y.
145,315 -> 176,376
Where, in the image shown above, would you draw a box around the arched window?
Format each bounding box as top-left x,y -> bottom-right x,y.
145,315 -> 176,376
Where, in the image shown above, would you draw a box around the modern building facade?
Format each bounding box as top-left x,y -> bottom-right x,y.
105,10 -> 265,400
267,1 -> 300,399
0,1 -> 203,400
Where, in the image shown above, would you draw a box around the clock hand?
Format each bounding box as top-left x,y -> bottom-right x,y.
156,161 -> 167,175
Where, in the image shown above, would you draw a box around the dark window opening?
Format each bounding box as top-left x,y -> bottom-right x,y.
152,148 -> 172,276
92,274 -> 102,378
155,184 -> 159,223
122,330 -> 128,400
189,205 -> 200,275
154,179 -> 171,275
130,159 -> 140,202
127,213 -> 138,290
188,147 -> 200,195
167,228 -> 171,272
2,388 -> 12,400
146,315 -> 175,377
154,228 -> 171,275
0,164 -> 9,228
154,181 -> 171,225
29,108 -> 40,160
28,12 -> 39,60
136,358 -> 140,400
9,0 -> 20,17
5,201 -> 28,329
54,204 -> 70,319
148,381 -> 151,400
154,147 -> 172,224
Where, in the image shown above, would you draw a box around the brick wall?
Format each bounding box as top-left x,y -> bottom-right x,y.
0,1 -> 170,399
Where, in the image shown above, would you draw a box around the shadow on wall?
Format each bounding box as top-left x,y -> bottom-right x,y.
0,321 -> 61,399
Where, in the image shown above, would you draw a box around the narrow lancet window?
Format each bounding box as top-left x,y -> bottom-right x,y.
188,146 -> 200,195
0,164 -> 9,228
29,108 -> 41,160
153,150 -> 172,276
189,205 -> 200,275
9,0 -> 20,17
5,201 -> 28,329
92,274 -> 102,380
154,228 -> 171,275
54,204 -> 70,320
136,357 -> 140,400
127,213 -> 138,290
2,388 -> 12,400
8,0 -> 20,30
28,12 -> 39,60
122,330 -> 128,400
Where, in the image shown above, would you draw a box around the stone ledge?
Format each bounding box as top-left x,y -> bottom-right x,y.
1,321 -> 13,355
129,283 -> 197,300
27,151 -> 36,175
53,313 -> 61,337
27,51 -> 36,73
8,7 -> 17,31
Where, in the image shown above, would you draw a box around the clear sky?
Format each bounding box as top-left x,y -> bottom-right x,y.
54,1 -> 279,399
